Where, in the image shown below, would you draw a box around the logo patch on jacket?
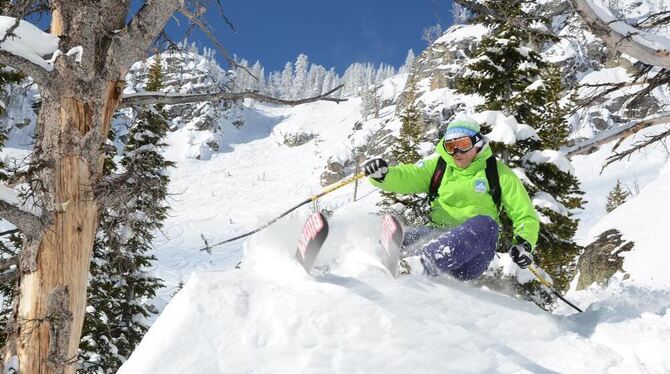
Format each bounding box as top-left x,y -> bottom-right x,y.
474,179 -> 487,193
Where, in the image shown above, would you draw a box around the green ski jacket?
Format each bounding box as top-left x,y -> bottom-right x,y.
370,141 -> 540,249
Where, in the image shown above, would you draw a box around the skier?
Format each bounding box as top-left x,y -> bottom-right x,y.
363,117 -> 539,279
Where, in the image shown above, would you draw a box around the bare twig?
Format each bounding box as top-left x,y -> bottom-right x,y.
0,0 -> 31,45
602,126 -> 670,171
179,4 -> 256,80
120,84 -> 347,108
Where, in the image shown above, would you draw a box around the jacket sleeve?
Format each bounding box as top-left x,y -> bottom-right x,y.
368,156 -> 439,194
498,163 -> 540,250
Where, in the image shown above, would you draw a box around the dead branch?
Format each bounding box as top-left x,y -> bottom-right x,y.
120,84 -> 347,108
179,4 -> 256,80
0,199 -> 42,238
564,112 -> 670,157
636,10 -> 670,30
568,0 -> 670,68
602,126 -> 670,171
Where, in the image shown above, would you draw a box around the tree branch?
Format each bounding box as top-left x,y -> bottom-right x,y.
564,112 -> 670,157
568,0 -> 670,68
0,256 -> 19,273
0,268 -> 18,284
178,4 -> 256,80
110,0 -> 182,72
120,84 -> 347,108
0,199 -> 42,237
0,50 -> 50,85
602,126 -> 670,171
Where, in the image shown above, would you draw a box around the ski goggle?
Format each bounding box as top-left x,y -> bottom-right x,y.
443,134 -> 481,155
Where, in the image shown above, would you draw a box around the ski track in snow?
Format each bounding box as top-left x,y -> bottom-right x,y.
112,91 -> 670,373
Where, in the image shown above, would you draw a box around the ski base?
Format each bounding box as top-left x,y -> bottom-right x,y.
296,212 -> 329,272
380,214 -> 404,278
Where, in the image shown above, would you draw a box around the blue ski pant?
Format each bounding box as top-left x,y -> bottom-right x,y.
403,215 -> 499,280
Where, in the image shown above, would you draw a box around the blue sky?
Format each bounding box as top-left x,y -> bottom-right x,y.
166,0 -> 454,74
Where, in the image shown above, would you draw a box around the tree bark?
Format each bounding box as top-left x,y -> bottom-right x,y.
569,0 -> 670,68
10,82 -> 121,374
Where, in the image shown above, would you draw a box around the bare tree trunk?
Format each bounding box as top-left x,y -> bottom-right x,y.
10,82 -> 121,374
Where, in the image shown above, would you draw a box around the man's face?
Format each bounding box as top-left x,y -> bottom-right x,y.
452,146 -> 479,168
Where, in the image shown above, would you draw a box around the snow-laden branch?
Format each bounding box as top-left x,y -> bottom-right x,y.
0,16 -> 60,83
120,84 -> 347,108
563,111 -> 670,157
568,0 -> 670,68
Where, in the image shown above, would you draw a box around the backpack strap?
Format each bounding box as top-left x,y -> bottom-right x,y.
485,155 -> 502,210
428,157 -> 447,204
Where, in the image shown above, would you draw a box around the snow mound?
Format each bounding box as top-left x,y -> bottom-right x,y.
120,246 -> 670,373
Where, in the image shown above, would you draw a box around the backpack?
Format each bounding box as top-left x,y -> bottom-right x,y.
428,155 -> 502,210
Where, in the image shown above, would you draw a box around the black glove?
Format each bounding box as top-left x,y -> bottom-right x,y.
363,158 -> 389,182
509,240 -> 533,269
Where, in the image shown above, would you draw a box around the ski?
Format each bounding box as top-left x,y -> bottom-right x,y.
296,212 -> 329,272
380,214 -> 404,278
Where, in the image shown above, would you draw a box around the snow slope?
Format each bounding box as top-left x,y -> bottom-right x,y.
117,82 -> 670,372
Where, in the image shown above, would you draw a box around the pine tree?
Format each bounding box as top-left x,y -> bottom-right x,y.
280,62 -> 294,98
292,54 -> 309,99
455,0 -> 584,294
379,78 -> 425,225
79,54 -> 170,373
606,179 -> 629,213
401,49 -> 416,74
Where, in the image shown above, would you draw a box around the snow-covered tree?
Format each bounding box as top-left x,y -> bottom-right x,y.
292,54 -> 309,99
422,23 -> 444,45
606,179 -> 629,213
79,55 -> 168,373
452,2 -> 474,24
251,60 -> 264,91
455,0 -> 584,294
280,62 -> 294,98
400,49 -> 416,74
360,83 -> 382,121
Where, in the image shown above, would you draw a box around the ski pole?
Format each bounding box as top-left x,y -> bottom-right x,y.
527,263 -> 583,313
198,172 -> 366,252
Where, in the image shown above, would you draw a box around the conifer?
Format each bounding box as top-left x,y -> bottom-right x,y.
79,54 -> 171,373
